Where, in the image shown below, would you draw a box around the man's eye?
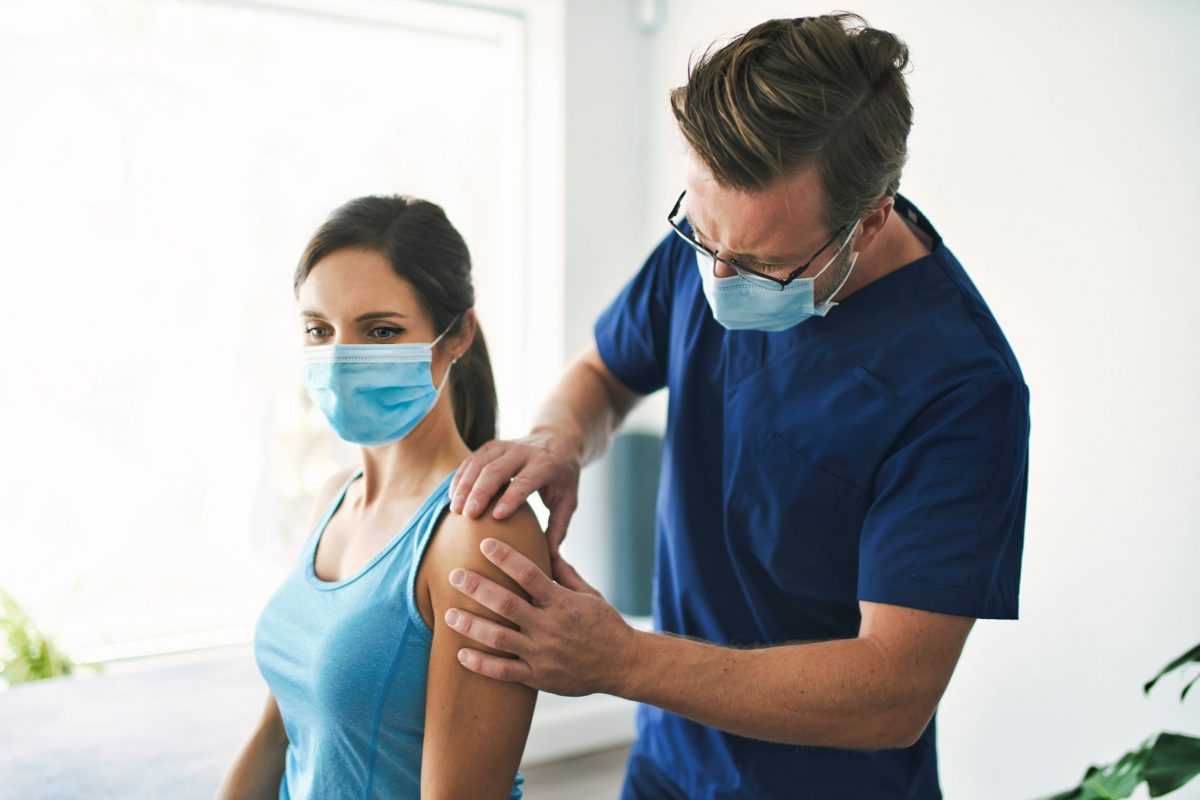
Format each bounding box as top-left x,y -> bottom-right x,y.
756,261 -> 790,274
370,326 -> 405,340
305,326 -> 330,338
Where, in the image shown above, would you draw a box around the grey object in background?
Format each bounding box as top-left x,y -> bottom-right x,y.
0,650 -> 264,800
607,432 -> 662,617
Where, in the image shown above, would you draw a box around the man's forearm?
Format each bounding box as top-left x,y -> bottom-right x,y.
615,630 -> 934,750
531,348 -> 639,467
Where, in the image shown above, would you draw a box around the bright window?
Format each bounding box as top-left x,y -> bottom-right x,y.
0,0 -> 563,660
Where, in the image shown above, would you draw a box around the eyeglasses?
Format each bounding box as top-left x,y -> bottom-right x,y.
667,190 -> 851,291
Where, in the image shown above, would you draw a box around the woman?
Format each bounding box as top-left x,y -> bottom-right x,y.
217,195 -> 548,799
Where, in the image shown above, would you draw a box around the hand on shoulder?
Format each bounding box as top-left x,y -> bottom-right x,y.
426,499 -> 551,655
434,498 -> 551,591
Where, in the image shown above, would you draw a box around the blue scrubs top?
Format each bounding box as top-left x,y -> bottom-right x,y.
594,196 -> 1029,799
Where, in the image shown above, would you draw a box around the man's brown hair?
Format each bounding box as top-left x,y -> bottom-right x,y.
671,14 -> 912,231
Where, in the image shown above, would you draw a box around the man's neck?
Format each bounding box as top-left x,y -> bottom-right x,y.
835,207 -> 932,301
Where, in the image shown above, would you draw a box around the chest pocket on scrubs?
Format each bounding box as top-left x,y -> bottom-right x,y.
728,426 -> 865,599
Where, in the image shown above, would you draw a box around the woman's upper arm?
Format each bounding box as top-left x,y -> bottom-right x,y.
420,504 -> 550,799
257,691 -> 288,746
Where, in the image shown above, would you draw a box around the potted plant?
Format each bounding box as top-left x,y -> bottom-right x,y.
0,586 -> 77,689
1041,643 -> 1200,799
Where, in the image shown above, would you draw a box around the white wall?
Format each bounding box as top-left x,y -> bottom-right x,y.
566,1 -> 1200,797
558,1 -> 668,595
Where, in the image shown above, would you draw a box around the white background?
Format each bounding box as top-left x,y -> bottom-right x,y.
0,0 -> 548,653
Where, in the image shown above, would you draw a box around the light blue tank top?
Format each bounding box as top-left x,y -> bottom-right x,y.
253,469 -> 524,799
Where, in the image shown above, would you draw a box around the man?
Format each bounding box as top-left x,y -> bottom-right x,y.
441,13 -> 1028,798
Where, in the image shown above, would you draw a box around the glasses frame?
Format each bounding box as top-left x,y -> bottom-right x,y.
667,190 -> 851,291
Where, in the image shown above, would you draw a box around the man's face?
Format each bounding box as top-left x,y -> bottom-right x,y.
683,156 -> 854,303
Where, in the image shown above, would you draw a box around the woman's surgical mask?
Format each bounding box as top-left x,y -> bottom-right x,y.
303,320 -> 458,446
696,223 -> 860,332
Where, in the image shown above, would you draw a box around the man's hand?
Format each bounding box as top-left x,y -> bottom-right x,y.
444,538 -> 636,697
449,433 -> 582,558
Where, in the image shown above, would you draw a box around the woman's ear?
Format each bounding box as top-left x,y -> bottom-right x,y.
450,308 -> 477,361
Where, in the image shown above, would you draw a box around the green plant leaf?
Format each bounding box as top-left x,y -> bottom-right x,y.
1144,643 -> 1200,700
1145,733 -> 1200,797
0,586 -> 74,687
1039,734 -> 1200,800
1040,743 -> 1152,800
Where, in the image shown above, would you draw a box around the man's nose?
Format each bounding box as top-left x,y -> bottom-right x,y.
712,254 -> 738,279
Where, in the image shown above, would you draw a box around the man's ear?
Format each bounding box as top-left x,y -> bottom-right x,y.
854,195 -> 896,254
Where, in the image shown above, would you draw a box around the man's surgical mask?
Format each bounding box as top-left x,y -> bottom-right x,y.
696,224 -> 859,333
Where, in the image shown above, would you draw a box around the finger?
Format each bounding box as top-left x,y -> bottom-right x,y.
551,554 -> 601,596
454,441 -> 513,514
450,444 -> 493,513
456,648 -> 535,685
543,493 -> 577,555
443,608 -> 529,656
464,452 -> 526,518
479,538 -> 558,604
491,465 -> 553,519
448,568 -> 537,627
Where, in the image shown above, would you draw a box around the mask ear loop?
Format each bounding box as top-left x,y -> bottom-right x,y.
432,313 -> 465,393
431,313 -> 463,348
812,220 -> 861,308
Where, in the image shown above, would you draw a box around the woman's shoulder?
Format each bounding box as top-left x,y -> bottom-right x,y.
427,499 -> 550,585
421,499 -> 550,619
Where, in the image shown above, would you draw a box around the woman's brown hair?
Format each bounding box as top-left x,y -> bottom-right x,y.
293,195 -> 497,450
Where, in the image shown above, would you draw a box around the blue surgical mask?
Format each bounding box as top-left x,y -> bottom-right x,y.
696,223 -> 859,332
303,321 -> 458,446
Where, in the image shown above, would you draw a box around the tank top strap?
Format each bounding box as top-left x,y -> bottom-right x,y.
300,469 -> 364,562
401,469 -> 457,637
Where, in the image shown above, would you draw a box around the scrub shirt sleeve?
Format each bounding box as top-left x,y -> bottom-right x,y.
592,233 -> 680,395
857,372 -> 1030,620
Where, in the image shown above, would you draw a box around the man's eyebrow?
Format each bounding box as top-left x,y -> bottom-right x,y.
689,220 -> 805,265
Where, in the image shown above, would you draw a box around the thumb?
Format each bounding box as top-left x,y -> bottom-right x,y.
551,554 -> 600,596
544,495 -> 576,558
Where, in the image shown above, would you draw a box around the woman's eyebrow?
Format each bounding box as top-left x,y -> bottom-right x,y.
298,310 -> 407,321
354,311 -> 407,322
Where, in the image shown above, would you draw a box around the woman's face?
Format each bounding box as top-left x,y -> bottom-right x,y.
297,247 -> 462,377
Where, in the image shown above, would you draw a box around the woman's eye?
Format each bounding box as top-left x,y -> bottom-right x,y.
370,326 -> 405,340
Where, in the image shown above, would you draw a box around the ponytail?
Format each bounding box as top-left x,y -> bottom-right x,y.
449,322 -> 497,450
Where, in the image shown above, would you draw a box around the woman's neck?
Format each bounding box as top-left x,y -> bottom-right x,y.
355,396 -> 471,506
